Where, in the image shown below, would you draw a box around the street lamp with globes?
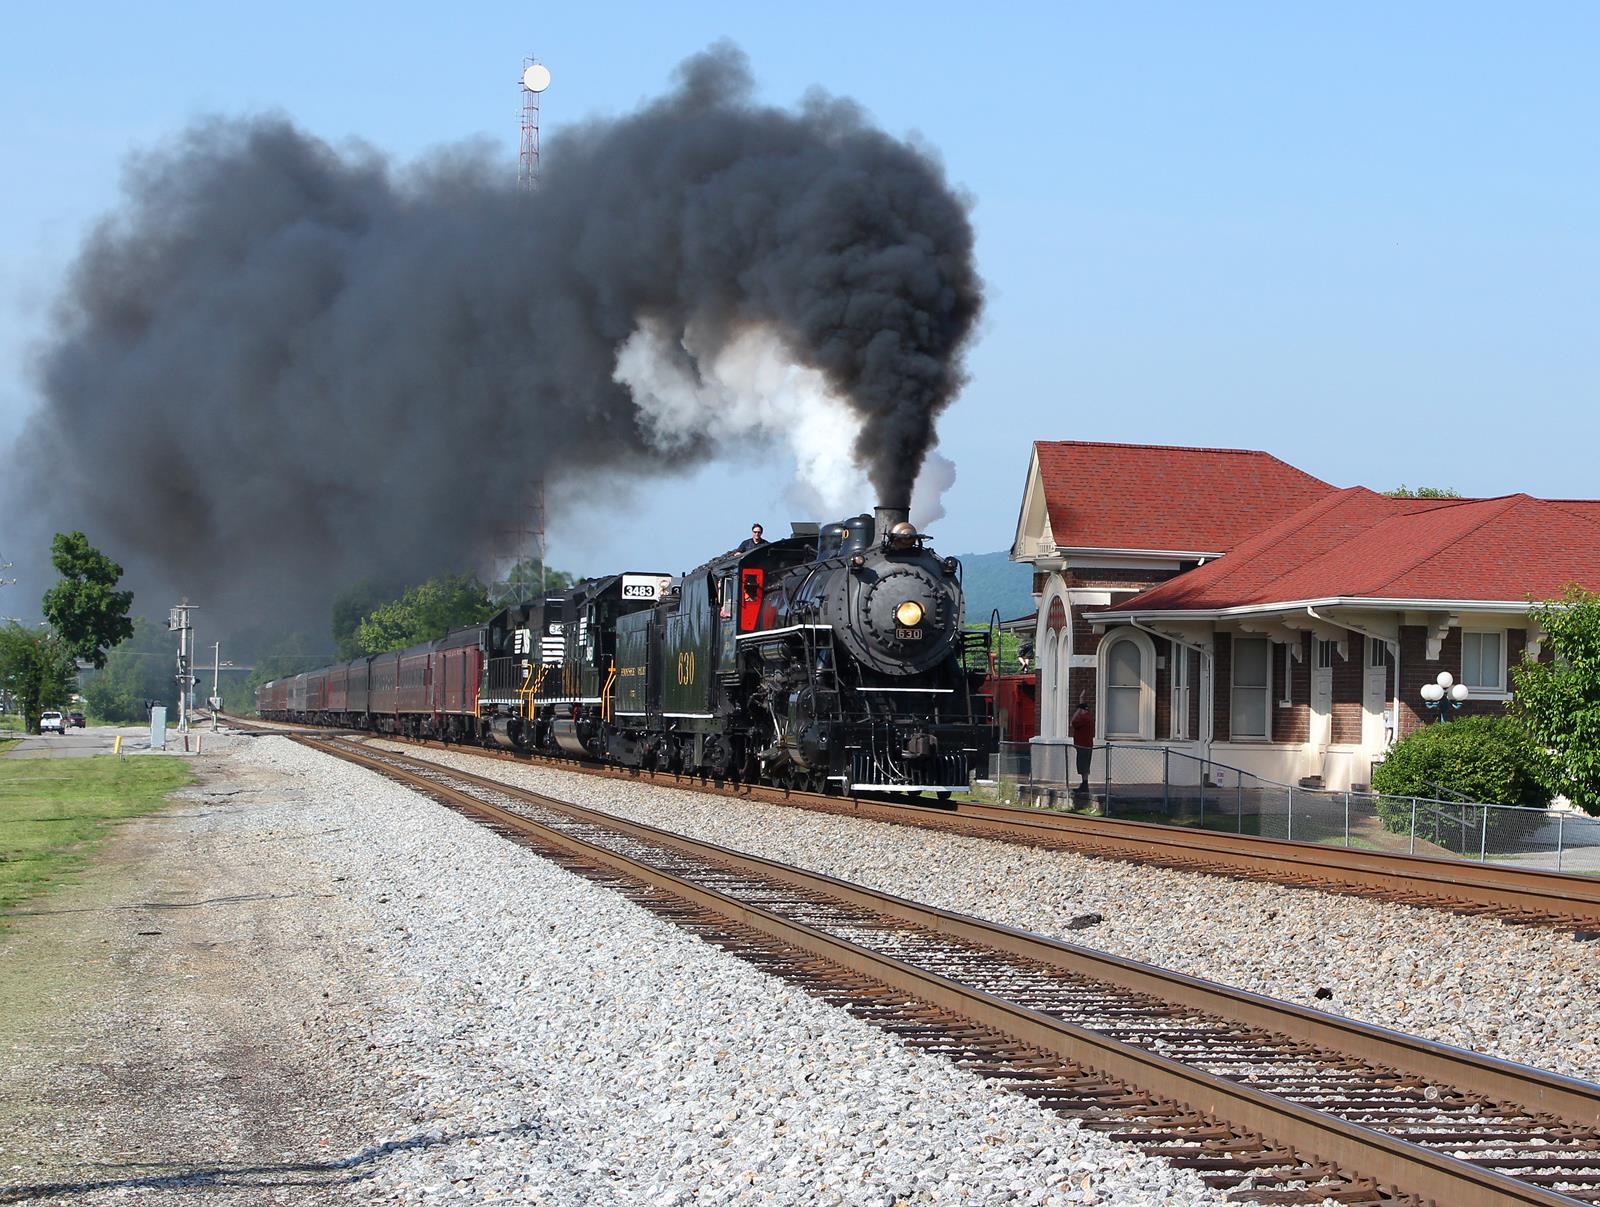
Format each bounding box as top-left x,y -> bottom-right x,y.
1420,670 -> 1470,721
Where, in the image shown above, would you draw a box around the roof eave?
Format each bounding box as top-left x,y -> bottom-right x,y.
1083,596 -> 1541,623
1052,545 -> 1226,560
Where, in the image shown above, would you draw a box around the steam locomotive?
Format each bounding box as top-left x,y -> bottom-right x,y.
257,506 -> 994,793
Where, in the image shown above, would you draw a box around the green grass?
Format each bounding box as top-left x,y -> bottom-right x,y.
0,756 -> 194,922
0,715 -> 22,732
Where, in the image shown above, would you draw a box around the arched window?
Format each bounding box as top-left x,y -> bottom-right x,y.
1099,630 -> 1155,740
1055,627 -> 1071,738
1038,591 -> 1069,740
1038,630 -> 1056,738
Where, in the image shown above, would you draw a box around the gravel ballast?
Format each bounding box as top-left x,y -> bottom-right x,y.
371,742 -> 1600,1083
238,737 -> 1230,1206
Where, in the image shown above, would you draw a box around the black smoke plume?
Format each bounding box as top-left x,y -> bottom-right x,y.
5,44 -> 981,623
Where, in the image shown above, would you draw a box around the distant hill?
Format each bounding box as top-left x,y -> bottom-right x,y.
954,551 -> 1036,625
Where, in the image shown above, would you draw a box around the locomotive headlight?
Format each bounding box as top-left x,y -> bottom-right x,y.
895,600 -> 925,627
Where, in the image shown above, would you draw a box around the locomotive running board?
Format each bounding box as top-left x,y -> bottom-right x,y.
850,783 -> 969,793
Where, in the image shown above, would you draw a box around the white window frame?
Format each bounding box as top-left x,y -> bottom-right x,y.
1278,642 -> 1293,706
1171,646 -> 1190,740
1230,636 -> 1273,742
1099,630 -> 1156,741
1056,627 -> 1072,735
1368,635 -> 1388,668
1316,638 -> 1336,670
1460,629 -> 1507,694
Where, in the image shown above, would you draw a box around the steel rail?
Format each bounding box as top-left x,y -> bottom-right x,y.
847,797 -> 1600,928
225,712 -> 1600,929
303,735 -> 1600,1207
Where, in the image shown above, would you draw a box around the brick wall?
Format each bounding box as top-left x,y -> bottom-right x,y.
1397,625 -> 1525,737
1273,634 -> 1311,744
1331,637 -> 1365,744
1154,639 -> 1172,739
1061,568 -> 1182,590
1213,632 -> 1232,740
1188,648 -> 1202,739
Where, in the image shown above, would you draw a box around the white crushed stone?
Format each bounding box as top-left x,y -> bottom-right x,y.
371,741 -> 1600,1083
237,736 -> 1234,1206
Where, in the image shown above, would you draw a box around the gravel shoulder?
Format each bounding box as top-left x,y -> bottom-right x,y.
0,737 -> 391,1204
2,734 -> 1236,1206
372,742 -> 1600,1083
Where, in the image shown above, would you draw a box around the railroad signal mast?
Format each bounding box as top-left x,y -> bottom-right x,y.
168,602 -> 197,733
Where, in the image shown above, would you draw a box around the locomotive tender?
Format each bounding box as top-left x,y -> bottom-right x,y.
258,505 -> 994,793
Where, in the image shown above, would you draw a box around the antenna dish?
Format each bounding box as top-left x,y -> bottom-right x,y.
522,63 -> 551,93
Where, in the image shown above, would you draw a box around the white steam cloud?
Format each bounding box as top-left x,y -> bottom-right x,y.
615,320 -> 956,527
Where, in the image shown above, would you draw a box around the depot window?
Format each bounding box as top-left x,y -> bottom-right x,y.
1461,631 -> 1505,692
1231,637 -> 1271,740
1100,630 -> 1155,740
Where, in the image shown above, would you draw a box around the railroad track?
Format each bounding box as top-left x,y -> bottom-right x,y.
220,711 -> 1600,933
299,733 -> 1600,1207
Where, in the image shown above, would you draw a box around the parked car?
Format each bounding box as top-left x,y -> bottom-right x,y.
39,710 -> 65,734
68,710 -> 86,728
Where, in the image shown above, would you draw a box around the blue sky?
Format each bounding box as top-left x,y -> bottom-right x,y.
3,2 -> 1596,581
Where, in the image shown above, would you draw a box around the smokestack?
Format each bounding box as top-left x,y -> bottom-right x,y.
874,503 -> 910,537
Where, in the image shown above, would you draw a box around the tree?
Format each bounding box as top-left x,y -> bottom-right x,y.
1513,586 -> 1600,815
1385,485 -> 1462,499
80,617 -> 177,722
0,624 -> 77,734
40,532 -> 134,669
236,631 -> 330,714
355,574 -> 495,654
489,559 -> 575,606
331,579 -> 401,660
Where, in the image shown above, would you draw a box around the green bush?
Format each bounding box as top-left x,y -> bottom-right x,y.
1372,715 -> 1550,836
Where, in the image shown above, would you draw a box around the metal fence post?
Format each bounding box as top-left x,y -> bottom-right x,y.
1163,747 -> 1170,816
1557,811 -> 1566,873
1287,785 -> 1293,842
1409,797 -> 1418,855
1199,765 -> 1206,828
1344,792 -> 1351,848
1237,780 -> 1245,834
1103,745 -> 1112,815
1479,806 -> 1489,863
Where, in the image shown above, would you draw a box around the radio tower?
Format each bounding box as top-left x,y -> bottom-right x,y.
489,56 -> 555,608
489,482 -> 547,606
519,57 -> 550,190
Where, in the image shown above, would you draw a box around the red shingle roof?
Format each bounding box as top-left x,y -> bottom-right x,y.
1034,440 -> 1334,554
1108,488 -> 1600,612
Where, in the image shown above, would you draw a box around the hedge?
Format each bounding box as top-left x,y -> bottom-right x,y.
1372,715 -> 1549,839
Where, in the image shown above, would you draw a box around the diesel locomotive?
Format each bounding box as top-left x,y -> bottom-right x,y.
258,505 -> 994,793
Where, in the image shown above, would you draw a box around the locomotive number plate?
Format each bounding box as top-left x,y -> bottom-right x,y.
896,626 -> 924,640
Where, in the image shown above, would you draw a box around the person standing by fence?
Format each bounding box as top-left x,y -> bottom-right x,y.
1070,695 -> 1094,793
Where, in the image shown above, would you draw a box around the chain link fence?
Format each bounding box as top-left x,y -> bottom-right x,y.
982,741 -> 1600,873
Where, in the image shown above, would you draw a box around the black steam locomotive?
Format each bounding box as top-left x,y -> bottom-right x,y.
260,506 -> 993,794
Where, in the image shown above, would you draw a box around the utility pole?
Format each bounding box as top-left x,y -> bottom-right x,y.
168,603 -> 197,734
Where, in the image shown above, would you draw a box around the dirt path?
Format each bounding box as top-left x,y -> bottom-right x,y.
0,740 -> 395,1205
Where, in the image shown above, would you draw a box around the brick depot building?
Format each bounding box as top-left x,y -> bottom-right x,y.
1011,440 -> 1600,790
